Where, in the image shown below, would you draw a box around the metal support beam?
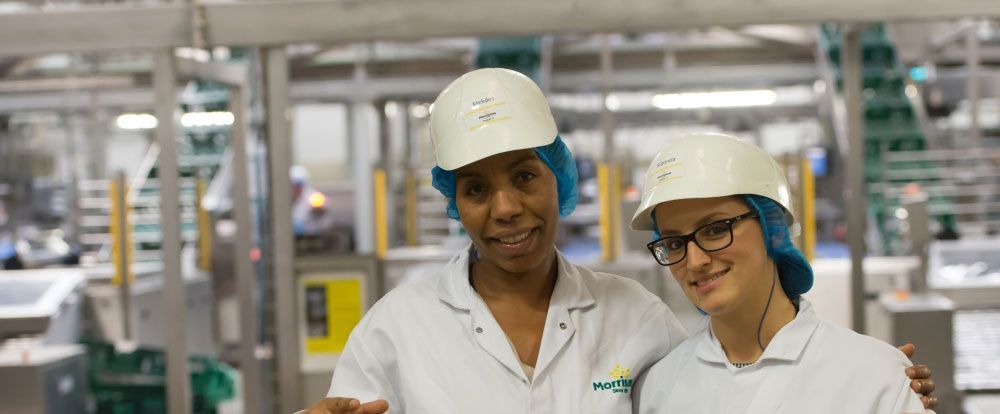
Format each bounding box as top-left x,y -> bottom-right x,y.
965,24 -> 982,142
288,75 -> 452,103
230,83 -> 263,414
3,1 -> 1000,58
201,0 -> 1000,47
153,50 -> 191,414
600,34 -> 615,164
176,58 -> 247,86
263,46 -> 301,414
597,34 -> 621,263
403,103 -> 420,247
86,92 -> 106,179
0,64 -> 819,114
553,64 -> 819,91
350,102 -> 377,254
351,49 -> 377,254
928,20 -> 976,52
0,5 -> 189,58
842,29 -> 867,333
170,49 -> 267,414
538,36 -> 555,94
378,100 -> 403,256
0,88 -> 157,114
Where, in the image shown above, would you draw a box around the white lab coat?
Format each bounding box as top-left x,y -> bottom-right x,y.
328,245 -> 688,413
634,300 -> 927,414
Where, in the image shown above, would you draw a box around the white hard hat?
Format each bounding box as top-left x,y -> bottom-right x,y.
290,165 -> 310,185
430,68 -> 558,170
630,133 -> 794,231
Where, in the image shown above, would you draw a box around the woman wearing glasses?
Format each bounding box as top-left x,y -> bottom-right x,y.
631,133 -> 929,413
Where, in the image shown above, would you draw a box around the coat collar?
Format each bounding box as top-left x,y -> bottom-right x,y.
435,243 -> 596,311
695,299 -> 820,365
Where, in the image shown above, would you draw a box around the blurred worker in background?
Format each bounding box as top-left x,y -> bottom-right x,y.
290,165 -> 335,238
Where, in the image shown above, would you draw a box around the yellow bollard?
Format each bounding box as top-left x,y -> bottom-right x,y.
374,168 -> 389,259
801,157 -> 816,262
196,178 -> 213,271
109,176 -> 134,285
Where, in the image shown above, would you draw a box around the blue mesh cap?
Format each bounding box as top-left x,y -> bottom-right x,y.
648,195 -> 812,299
431,135 -> 579,220
742,194 -> 813,299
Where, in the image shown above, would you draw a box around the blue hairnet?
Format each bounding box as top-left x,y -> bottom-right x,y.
649,195 -> 813,300
742,195 -> 813,299
431,135 -> 579,220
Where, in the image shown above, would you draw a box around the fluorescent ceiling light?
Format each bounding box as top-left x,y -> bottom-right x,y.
384,101 -> 399,118
116,113 -> 158,130
410,103 -> 430,119
651,89 -> 777,110
605,95 -> 621,112
175,47 -> 212,63
180,111 -> 235,128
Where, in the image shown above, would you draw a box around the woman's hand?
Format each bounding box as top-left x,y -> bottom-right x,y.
898,343 -> 937,409
303,398 -> 389,414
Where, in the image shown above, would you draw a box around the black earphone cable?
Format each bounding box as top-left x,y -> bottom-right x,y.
756,266 -> 778,352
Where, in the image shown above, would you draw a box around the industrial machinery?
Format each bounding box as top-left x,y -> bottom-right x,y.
927,239 -> 1000,409
81,262 -> 216,355
0,228 -> 81,270
0,263 -> 236,414
863,238 -> 1000,413
805,256 -> 921,328
79,261 -> 234,414
0,269 -> 88,414
295,254 -> 380,408
869,292 -> 958,413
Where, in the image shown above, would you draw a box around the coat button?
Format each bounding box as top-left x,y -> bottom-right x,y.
559,322 -> 567,330
475,327 -> 483,334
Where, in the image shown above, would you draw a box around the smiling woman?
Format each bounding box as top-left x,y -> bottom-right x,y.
307,68 -> 690,414
454,150 -> 559,275
631,134 -> 929,414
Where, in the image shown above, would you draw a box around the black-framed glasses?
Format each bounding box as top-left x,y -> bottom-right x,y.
646,211 -> 758,266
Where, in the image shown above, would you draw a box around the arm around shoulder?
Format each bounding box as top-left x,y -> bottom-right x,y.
890,372 -> 930,414
327,326 -> 397,405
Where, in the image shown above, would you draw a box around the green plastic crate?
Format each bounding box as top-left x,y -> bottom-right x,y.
83,339 -> 236,414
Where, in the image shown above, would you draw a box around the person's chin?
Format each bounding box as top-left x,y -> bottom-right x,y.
495,254 -> 545,274
690,291 -> 735,316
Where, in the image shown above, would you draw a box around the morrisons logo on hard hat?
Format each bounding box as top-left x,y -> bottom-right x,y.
471,96 -> 496,107
592,364 -> 633,394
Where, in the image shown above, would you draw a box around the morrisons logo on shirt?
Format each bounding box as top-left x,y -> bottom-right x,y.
593,364 -> 633,394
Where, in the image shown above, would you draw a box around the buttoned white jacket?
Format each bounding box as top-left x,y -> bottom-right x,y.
328,245 -> 688,413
